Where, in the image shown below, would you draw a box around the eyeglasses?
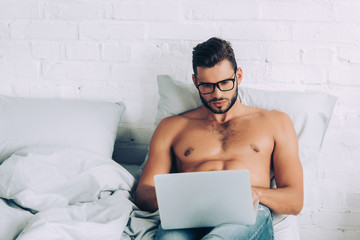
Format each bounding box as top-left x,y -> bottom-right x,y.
195,74 -> 236,95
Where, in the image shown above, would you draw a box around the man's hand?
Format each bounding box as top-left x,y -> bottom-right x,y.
251,184 -> 303,215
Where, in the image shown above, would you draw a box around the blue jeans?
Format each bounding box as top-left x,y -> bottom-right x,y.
155,204 -> 273,240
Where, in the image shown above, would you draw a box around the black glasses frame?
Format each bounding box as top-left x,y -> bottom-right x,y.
195,73 -> 237,95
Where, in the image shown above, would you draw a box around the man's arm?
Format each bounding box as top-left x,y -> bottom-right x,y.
252,111 -> 304,215
135,117 -> 177,212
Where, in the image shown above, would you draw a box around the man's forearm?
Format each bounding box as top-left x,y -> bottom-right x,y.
252,186 -> 303,215
135,184 -> 158,212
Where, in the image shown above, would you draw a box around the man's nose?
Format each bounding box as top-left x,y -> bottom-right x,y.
212,85 -> 223,97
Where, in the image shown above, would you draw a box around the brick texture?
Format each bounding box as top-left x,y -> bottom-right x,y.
0,1 -> 359,239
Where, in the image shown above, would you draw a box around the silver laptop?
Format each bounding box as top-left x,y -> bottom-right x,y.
154,169 -> 259,230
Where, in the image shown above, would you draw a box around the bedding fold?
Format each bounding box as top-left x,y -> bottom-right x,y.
16,191 -> 132,240
122,207 -> 160,240
0,146 -> 136,239
0,198 -> 33,240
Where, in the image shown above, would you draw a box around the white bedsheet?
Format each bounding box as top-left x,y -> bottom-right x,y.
0,198 -> 32,240
0,146 -> 300,240
0,146 -> 136,240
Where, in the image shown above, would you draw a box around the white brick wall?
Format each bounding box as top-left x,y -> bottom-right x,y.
0,0 -> 359,239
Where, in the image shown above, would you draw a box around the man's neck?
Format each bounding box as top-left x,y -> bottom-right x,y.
206,101 -> 244,123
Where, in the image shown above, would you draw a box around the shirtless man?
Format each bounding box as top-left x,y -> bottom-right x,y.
135,37 -> 303,239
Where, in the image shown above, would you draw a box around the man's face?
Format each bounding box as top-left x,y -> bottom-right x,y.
193,60 -> 240,114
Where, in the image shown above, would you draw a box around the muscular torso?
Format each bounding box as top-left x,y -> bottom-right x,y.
171,106 -> 275,188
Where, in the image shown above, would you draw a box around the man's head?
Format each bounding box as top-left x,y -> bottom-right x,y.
192,37 -> 237,76
192,37 -> 242,114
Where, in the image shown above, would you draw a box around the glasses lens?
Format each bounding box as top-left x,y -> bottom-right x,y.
198,84 -> 214,94
218,80 -> 234,91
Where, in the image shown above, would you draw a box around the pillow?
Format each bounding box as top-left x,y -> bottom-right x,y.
0,96 -> 125,163
155,75 -> 202,125
152,75 -> 337,189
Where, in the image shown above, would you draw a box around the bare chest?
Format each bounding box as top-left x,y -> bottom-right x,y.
172,119 -> 274,171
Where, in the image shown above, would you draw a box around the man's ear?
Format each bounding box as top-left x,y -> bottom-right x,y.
236,67 -> 243,85
192,74 -> 197,86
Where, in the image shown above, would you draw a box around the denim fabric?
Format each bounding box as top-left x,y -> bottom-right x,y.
155,204 -> 273,240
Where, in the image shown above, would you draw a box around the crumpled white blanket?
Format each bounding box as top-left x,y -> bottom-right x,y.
0,146 -> 136,240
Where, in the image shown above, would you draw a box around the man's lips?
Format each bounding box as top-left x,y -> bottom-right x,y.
211,100 -> 225,108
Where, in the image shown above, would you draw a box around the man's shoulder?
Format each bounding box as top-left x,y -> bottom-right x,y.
243,106 -> 292,127
156,107 -> 206,133
257,109 -> 294,133
180,106 -> 205,119
245,105 -> 289,120
244,108 -> 295,141
266,109 -> 292,123
157,114 -> 190,131
158,115 -> 184,126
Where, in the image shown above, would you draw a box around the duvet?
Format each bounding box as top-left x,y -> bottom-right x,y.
0,146 -> 141,240
0,146 -> 298,240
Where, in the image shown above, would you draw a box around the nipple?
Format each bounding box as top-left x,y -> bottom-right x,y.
250,144 -> 260,153
184,147 -> 195,157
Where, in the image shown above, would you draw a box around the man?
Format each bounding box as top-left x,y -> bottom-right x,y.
135,37 -> 303,239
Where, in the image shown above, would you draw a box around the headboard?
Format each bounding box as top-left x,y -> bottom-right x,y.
112,141 -> 148,166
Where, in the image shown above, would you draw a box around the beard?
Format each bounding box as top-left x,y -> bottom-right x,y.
200,86 -> 238,114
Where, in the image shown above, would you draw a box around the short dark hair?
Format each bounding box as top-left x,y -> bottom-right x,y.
192,37 -> 237,76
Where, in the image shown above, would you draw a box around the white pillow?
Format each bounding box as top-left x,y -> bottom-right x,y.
155,75 -> 202,125
155,75 -> 337,184
0,96 -> 125,163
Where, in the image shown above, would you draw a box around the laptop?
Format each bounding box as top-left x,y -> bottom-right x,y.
154,169 -> 259,230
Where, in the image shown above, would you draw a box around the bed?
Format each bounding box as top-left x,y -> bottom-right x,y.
0,75 -> 336,240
